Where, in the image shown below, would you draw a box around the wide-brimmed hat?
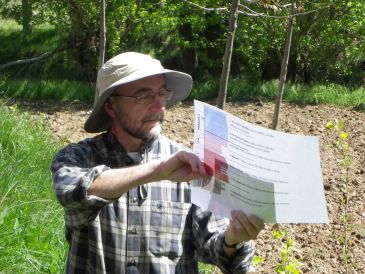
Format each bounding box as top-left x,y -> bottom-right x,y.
84,52 -> 193,133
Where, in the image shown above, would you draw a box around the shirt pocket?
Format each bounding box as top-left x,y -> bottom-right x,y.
148,200 -> 192,259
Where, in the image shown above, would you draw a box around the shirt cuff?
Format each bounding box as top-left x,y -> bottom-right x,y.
85,165 -> 115,205
216,233 -> 255,273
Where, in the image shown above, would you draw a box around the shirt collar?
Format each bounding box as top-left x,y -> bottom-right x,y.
105,131 -> 157,164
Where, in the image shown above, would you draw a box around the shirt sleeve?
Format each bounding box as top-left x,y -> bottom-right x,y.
51,143 -> 113,230
192,206 -> 254,274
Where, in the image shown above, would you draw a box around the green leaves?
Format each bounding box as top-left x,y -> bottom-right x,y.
273,228 -> 303,274
340,131 -> 348,140
325,121 -> 335,129
273,228 -> 287,239
325,119 -> 355,273
252,255 -> 264,265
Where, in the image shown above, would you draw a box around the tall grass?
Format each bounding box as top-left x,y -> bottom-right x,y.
191,79 -> 365,108
2,77 -> 363,109
1,78 -> 94,103
0,102 -> 66,273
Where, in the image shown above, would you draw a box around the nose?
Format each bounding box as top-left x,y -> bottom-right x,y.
149,95 -> 166,112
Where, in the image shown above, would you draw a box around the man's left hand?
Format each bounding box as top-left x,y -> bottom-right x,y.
224,210 -> 265,247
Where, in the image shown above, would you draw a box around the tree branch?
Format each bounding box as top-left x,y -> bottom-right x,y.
181,0 -> 329,19
180,0 -> 227,12
238,3 -> 330,19
0,44 -> 67,71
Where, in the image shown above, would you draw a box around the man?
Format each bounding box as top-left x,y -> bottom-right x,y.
51,52 -> 265,274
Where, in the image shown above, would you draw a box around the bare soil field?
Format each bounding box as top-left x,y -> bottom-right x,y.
14,99 -> 365,273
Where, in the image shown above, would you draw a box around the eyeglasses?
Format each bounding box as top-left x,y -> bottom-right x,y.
111,88 -> 173,105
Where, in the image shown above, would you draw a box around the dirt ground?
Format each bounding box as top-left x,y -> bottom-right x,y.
13,99 -> 365,273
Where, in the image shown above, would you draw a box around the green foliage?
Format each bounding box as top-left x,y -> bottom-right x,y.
0,102 -> 66,273
273,228 -> 303,274
235,0 -> 365,84
190,78 -> 364,107
326,119 -> 355,273
1,78 -> 94,103
251,255 -> 264,272
198,262 -> 215,274
0,18 -> 21,31
1,1 -> 364,92
0,19 -> 79,80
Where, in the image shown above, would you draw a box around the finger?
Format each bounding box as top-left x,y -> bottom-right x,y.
232,211 -> 264,231
233,217 -> 246,233
197,158 -> 208,176
231,209 -> 240,219
178,151 -> 198,172
247,214 -> 266,231
234,212 -> 259,239
189,154 -> 201,174
183,152 -> 207,176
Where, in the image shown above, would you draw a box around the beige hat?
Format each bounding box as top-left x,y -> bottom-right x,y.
84,52 -> 193,133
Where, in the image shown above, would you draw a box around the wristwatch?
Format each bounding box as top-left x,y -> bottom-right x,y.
223,237 -> 245,249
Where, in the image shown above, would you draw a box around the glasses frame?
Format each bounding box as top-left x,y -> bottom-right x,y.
110,88 -> 173,105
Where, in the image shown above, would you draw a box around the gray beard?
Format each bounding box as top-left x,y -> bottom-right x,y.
119,113 -> 164,142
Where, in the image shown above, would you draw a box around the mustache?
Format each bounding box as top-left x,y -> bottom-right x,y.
142,113 -> 164,123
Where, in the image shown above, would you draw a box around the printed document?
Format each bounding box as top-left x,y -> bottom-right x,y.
192,100 -> 328,223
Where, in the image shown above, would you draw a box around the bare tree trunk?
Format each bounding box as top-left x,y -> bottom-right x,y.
217,0 -> 239,110
22,0 -> 32,35
95,0 -> 106,105
272,1 -> 296,130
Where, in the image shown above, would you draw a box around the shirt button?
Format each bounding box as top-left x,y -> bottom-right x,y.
132,197 -> 138,203
128,259 -> 136,265
130,228 -> 137,234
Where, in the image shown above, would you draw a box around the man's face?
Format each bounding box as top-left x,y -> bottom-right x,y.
108,75 -> 167,142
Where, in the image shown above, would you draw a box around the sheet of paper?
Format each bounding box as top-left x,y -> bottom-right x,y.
192,100 -> 328,223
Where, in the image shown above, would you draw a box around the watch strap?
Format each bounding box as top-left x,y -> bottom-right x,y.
223,237 -> 240,249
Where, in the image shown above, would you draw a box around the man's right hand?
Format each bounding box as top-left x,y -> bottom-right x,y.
156,150 -> 209,182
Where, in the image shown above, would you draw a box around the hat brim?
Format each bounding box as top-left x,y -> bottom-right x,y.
84,70 -> 192,133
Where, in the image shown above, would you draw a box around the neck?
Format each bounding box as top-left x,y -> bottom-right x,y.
110,127 -> 144,152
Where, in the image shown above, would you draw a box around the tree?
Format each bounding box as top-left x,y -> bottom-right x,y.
272,0 -> 296,130
1,0 -> 363,86
94,0 -> 106,104
22,0 -> 32,35
217,0 -> 239,110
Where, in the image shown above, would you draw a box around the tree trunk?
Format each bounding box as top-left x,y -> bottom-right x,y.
217,0 -> 239,110
178,22 -> 198,79
272,1 -> 296,130
98,0 -> 106,69
95,0 -> 106,105
22,0 -> 32,35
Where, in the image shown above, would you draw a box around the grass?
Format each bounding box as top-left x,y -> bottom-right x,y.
0,19 -> 59,64
191,79 -> 365,108
0,18 -> 22,31
0,102 -> 66,273
1,77 -> 363,110
0,78 -> 94,103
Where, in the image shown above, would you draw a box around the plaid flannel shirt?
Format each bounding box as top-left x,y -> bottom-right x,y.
51,132 -> 254,274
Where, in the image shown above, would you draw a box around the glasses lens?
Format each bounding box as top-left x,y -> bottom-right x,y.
166,89 -> 173,101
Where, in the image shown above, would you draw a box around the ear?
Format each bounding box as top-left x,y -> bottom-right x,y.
103,99 -> 117,119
